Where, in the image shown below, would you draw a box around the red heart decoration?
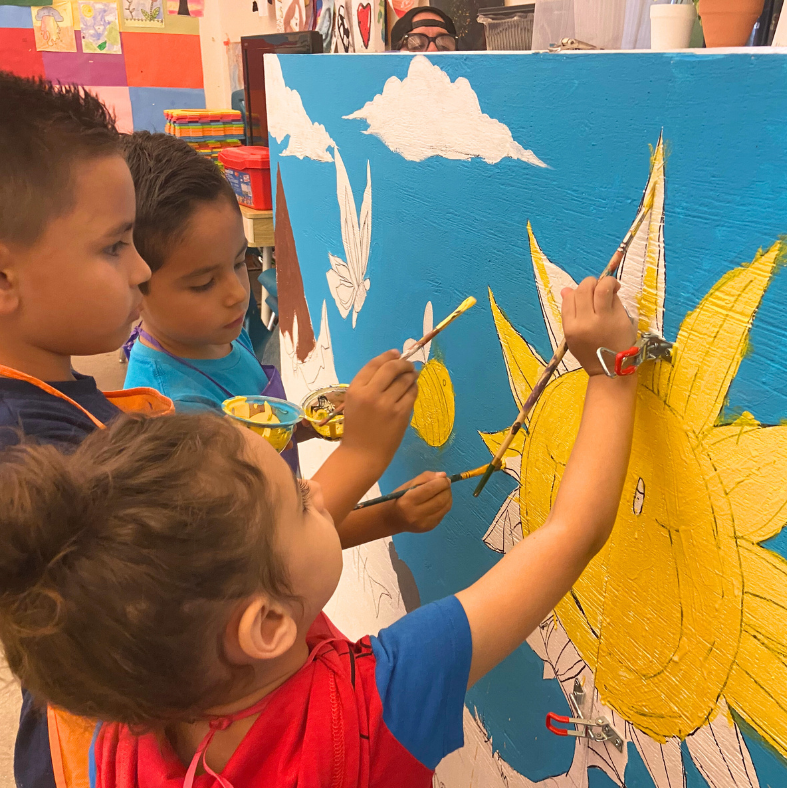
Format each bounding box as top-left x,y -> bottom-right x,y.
357,2 -> 371,48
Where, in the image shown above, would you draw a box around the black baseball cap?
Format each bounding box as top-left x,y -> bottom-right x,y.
391,6 -> 457,50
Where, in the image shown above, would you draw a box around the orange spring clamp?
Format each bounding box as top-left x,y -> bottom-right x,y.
597,332 -> 673,378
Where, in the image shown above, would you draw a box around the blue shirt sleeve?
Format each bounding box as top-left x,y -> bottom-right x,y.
88,722 -> 101,788
370,595 -> 471,769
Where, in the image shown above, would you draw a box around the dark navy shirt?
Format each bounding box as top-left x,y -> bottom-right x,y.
0,372 -> 119,788
0,373 -> 119,450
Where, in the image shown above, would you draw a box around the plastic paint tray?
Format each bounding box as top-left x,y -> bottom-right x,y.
222,395 -> 304,452
302,385 -> 348,442
477,4 -> 535,50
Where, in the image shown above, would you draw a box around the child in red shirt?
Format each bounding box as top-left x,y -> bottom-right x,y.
0,277 -> 636,787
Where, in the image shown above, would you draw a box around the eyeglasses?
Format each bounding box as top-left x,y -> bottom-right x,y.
401,32 -> 457,51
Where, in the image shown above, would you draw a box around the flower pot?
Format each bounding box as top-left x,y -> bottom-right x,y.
698,0 -> 764,47
650,3 -> 697,49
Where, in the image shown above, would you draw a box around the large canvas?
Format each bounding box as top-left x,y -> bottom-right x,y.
266,51 -> 787,788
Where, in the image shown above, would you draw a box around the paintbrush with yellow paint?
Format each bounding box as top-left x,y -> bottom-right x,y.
473,180 -> 660,497
354,463 -> 499,509
318,296 -> 476,427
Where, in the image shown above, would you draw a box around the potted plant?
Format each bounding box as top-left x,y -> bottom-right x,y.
650,0 -> 698,50
697,0 -> 764,46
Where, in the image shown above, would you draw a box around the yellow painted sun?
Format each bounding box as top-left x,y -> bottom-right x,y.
481,136 -> 787,761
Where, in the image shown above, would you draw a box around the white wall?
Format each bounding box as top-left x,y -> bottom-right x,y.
199,0 -> 278,108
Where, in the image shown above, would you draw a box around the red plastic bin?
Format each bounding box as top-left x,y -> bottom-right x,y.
219,146 -> 272,210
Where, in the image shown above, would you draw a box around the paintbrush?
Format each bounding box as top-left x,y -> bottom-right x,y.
317,296 -> 477,427
354,463 -> 500,509
473,182 -> 659,498
401,296 -> 477,361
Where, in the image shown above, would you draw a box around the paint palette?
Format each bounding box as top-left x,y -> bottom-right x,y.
222,395 -> 304,452
302,385 -> 348,441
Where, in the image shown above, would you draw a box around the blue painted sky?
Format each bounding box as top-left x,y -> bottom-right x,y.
271,52 -> 787,786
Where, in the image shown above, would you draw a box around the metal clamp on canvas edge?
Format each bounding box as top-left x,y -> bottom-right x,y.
545,678 -> 624,751
597,332 -> 674,378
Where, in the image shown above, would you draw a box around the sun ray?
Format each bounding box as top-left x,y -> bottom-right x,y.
739,540 -> 787,663
724,540 -> 787,759
527,223 -> 581,373
628,727 -> 684,788
705,420 -> 787,542
617,133 -> 666,337
479,427 -> 526,473
663,241 -> 784,435
489,289 -> 545,409
482,490 -> 523,554
686,700 -> 760,788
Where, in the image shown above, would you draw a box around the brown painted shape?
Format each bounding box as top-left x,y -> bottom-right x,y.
275,167 -> 315,362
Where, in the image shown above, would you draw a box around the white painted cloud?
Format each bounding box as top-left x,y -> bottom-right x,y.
344,55 -> 546,167
264,54 -> 334,162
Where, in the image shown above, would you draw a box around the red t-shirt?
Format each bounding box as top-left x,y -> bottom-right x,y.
92,598 -> 472,788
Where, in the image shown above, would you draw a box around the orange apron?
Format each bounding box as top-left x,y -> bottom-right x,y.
0,364 -> 174,788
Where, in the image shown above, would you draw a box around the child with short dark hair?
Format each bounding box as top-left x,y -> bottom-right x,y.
0,70 -> 162,788
120,131 -> 452,549
0,276 -> 637,788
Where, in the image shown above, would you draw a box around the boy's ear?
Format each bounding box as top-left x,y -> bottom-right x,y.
0,244 -> 20,315
230,595 -> 298,663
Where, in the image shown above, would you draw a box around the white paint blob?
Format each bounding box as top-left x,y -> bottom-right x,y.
264,54 -> 335,162
344,55 -> 547,167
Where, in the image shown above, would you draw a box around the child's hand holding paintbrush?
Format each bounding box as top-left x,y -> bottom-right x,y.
317,297 -> 477,427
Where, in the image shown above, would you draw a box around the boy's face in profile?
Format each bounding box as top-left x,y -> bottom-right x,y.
0,155 -> 150,372
141,196 -> 250,360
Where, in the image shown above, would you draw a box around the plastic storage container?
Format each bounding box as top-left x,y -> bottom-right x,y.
218,146 -> 272,210
477,4 -> 535,50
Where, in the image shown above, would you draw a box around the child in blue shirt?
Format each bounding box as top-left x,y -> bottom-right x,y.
120,131 -> 451,549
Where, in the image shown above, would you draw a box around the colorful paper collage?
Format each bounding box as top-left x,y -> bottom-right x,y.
31,0 -> 76,52
1,1 -> 204,131
122,0 -> 163,27
78,1 -> 122,54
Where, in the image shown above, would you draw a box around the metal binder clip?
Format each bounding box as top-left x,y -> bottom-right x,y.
548,38 -> 601,52
546,712 -> 624,751
597,332 -> 674,378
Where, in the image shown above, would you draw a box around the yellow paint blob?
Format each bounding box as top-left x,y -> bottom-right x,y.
411,358 -> 455,447
484,240 -> 787,752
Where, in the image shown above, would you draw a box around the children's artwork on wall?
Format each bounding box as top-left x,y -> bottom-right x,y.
275,0 -> 307,32
332,0 -> 352,51
349,0 -> 384,50
389,0 -> 413,19
2,1 -> 204,127
79,1 -> 121,53
165,0 -> 201,16
327,0 -> 382,51
314,0 -> 333,51
122,0 -> 163,27
268,51 -> 787,788
31,0 -> 76,52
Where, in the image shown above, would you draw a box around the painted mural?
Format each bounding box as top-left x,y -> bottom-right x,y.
266,51 -> 787,788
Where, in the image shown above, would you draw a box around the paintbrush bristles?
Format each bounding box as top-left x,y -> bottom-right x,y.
401,296 -> 476,362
